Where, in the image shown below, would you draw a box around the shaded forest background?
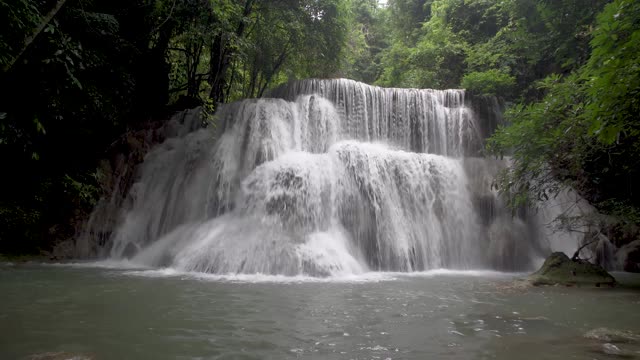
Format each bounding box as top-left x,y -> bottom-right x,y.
0,0 -> 638,256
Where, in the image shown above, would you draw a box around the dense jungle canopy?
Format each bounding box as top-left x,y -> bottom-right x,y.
0,0 -> 639,255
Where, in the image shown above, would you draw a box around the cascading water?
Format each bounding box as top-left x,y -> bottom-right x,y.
79,79 -> 548,276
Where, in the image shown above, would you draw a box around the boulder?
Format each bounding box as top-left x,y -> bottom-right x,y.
617,240 -> 640,273
528,252 -> 616,287
51,238 -> 76,260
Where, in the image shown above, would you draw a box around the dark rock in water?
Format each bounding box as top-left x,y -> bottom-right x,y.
585,328 -> 640,343
528,252 -> 616,287
602,343 -> 623,356
584,328 -> 640,358
29,352 -> 95,360
598,343 -> 636,358
121,242 -> 139,259
51,238 -> 76,260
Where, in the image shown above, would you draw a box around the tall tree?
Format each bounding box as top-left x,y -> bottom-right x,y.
488,0 -> 640,223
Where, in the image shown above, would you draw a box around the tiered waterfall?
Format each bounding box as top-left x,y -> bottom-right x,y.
79,79 -> 547,275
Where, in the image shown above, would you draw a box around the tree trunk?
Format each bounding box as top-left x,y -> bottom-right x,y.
186,40 -> 204,98
208,0 -> 256,103
257,46 -> 290,97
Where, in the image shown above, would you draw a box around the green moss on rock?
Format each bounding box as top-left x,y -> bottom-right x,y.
528,252 -> 616,287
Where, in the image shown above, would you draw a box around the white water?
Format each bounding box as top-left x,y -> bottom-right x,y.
268,78 -> 481,156
78,79 -> 549,276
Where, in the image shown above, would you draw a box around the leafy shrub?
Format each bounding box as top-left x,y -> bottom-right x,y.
461,69 -> 515,97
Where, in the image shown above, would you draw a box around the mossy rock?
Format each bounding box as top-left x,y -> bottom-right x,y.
528,252 -> 616,287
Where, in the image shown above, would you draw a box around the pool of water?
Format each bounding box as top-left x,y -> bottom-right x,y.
1,263 -> 640,359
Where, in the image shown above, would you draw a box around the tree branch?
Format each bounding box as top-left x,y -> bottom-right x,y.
152,0 -> 177,34
571,231 -> 601,261
4,0 -> 68,73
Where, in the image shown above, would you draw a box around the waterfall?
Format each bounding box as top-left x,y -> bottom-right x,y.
267,79 -> 482,156
78,79 -> 547,275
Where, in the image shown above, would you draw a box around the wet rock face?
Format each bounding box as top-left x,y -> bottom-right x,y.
528,252 -> 616,287
617,240 -> 640,273
74,108 -> 205,259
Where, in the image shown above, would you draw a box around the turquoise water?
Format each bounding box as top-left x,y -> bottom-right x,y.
2,263 -> 640,359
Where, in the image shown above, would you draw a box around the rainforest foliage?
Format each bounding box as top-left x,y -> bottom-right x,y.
0,0 -> 638,254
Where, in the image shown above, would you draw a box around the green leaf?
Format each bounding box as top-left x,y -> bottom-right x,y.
33,117 -> 46,135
